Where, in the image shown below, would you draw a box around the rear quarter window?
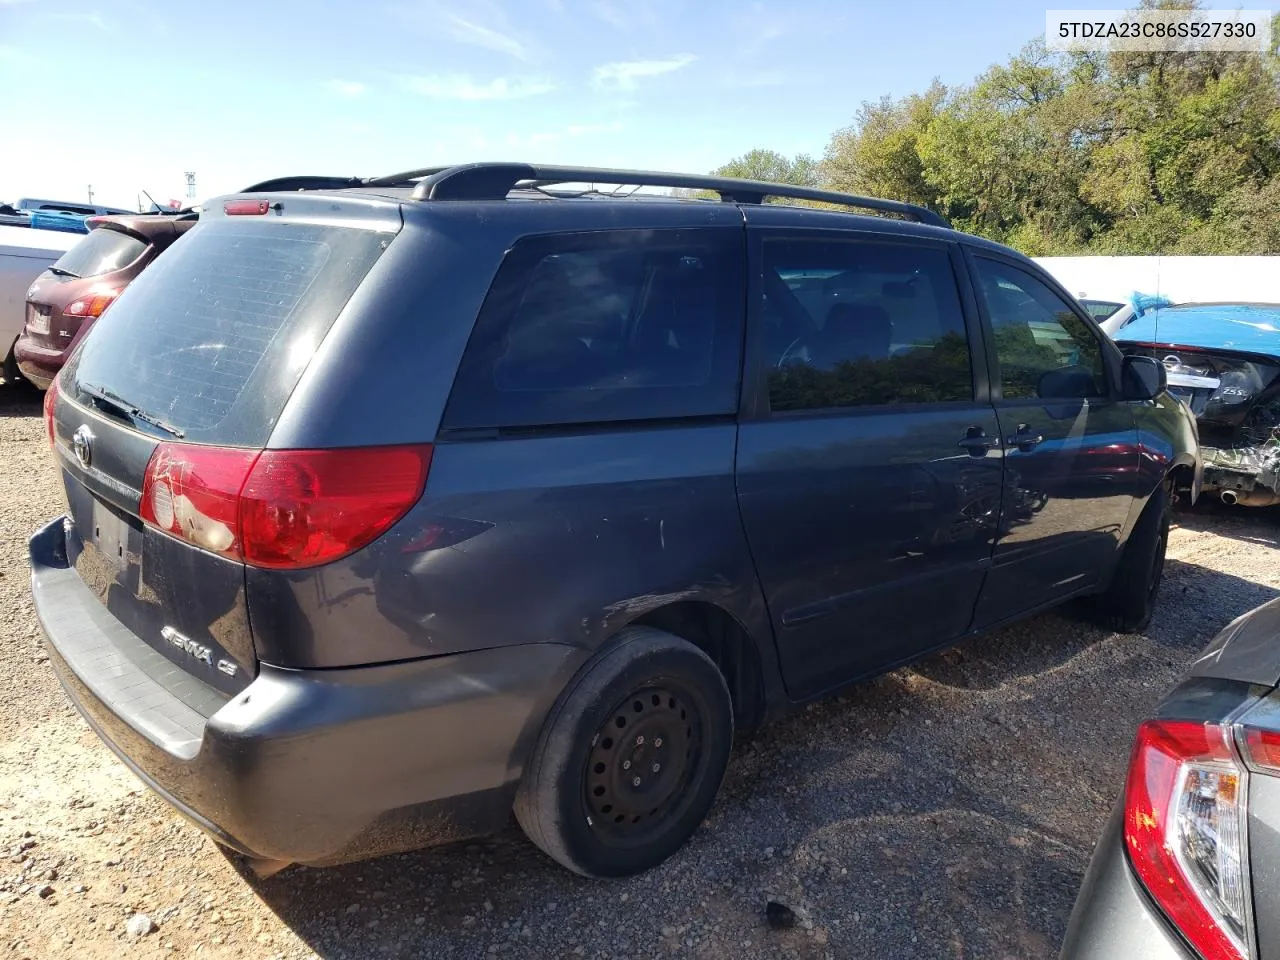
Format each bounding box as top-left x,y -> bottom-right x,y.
62,218 -> 392,446
53,228 -> 147,278
442,228 -> 746,431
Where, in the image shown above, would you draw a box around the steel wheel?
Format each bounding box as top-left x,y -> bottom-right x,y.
585,685 -> 702,844
514,627 -> 733,877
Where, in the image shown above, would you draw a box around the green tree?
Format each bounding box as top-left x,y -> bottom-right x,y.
712,149 -> 821,187
708,4 -> 1280,254
822,81 -> 947,210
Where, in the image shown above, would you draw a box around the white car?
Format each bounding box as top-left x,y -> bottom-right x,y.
0,225 -> 79,384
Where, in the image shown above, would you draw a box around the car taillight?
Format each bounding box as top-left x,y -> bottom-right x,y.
139,443 -> 432,568
64,290 -> 119,318
1240,727 -> 1280,774
1124,720 -> 1254,960
43,376 -> 59,448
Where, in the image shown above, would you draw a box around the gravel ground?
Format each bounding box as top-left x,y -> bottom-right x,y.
1,379 -> 1278,959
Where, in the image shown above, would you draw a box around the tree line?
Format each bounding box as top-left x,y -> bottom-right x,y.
708,4 -> 1280,256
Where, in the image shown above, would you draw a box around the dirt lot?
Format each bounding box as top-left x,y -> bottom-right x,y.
1,381 -> 1277,960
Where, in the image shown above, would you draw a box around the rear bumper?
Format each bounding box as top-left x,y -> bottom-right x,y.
1059,805 -> 1196,960
13,335 -> 64,390
30,517 -> 586,866
1200,443 -> 1280,506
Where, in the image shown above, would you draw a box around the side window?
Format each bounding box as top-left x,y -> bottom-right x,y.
973,258 -> 1106,400
442,229 -> 745,430
760,238 -> 973,412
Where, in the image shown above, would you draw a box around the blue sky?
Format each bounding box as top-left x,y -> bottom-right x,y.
1,0 -> 1275,209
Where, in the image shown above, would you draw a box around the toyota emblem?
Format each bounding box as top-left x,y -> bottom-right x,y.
72,425 -> 94,470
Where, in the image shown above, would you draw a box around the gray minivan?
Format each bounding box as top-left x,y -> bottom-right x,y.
33,163 -> 1199,878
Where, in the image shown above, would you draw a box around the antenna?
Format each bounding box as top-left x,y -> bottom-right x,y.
185,172 -> 196,200
141,189 -> 160,213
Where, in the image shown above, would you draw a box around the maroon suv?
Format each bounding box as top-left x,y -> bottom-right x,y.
16,213 -> 194,389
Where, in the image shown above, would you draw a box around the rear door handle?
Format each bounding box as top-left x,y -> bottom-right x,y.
1008,424 -> 1044,452
958,427 -> 998,456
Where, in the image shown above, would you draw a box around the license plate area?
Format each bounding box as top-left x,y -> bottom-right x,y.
27,306 -> 50,335
91,499 -> 131,572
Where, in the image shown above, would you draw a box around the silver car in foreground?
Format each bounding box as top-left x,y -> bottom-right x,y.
1062,598 -> 1280,960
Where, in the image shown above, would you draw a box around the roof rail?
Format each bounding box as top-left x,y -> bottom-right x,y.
363,167 -> 450,188
403,162 -> 950,228
241,175 -> 365,193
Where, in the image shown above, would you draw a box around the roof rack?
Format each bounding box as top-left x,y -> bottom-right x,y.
399,163 -> 950,228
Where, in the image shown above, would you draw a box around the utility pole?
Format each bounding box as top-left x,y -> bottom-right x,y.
185,172 -> 196,200
87,184 -> 94,203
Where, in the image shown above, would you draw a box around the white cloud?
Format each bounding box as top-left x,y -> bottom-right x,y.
442,12 -> 528,59
400,74 -> 556,101
323,79 -> 367,98
592,54 -> 695,91
398,1 -> 536,61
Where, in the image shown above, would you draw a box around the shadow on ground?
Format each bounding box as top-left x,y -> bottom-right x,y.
0,380 -> 43,418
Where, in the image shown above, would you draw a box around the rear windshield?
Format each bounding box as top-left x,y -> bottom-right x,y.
53,228 -> 147,278
62,217 -> 392,446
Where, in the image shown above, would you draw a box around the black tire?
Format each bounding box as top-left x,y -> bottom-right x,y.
514,627 -> 733,878
1091,485 -> 1170,633
2,340 -> 20,387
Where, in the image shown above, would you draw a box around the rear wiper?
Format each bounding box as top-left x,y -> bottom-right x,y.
47,266 -> 79,279
77,382 -> 185,439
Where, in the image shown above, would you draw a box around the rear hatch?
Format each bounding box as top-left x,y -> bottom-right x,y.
25,223 -> 150,352
49,199 -> 399,695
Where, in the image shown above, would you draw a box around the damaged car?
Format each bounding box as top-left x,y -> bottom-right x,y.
1115,303 -> 1280,507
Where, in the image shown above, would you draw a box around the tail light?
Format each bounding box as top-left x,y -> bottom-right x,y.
1124,720 -> 1254,960
43,376 -> 59,448
139,443 -> 433,569
64,289 -> 120,319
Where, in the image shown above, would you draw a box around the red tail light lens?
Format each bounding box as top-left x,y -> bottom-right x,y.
1124,720 -> 1253,960
140,445 -> 259,557
43,376 -> 59,449
139,444 -> 432,568
1242,727 -> 1280,773
64,290 -> 120,318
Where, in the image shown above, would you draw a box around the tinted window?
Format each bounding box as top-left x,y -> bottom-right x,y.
63,218 -> 391,446
760,239 -> 973,412
53,228 -> 147,278
973,258 -> 1105,400
443,229 -> 744,430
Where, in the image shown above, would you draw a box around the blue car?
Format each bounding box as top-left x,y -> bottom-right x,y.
28,210 -> 91,234
1115,303 -> 1280,507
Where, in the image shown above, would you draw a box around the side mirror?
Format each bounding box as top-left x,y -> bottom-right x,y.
1122,355 -> 1167,401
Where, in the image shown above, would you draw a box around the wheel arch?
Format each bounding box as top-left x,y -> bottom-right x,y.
628,600 -> 771,734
